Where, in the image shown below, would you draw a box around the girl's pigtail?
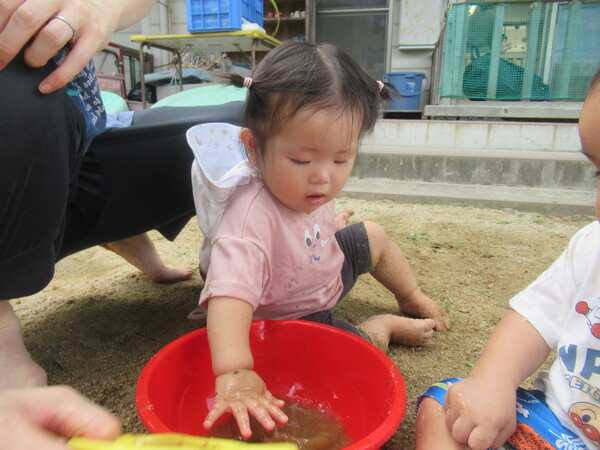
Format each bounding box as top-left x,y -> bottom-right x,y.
377,80 -> 397,103
215,72 -> 247,89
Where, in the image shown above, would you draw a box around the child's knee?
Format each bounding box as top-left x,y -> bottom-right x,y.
416,396 -> 448,443
417,395 -> 444,414
363,221 -> 389,254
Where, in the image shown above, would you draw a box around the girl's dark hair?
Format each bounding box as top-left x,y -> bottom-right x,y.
219,41 -> 395,153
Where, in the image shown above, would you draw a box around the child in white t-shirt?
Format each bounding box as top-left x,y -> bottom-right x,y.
191,41 -> 451,440
415,69 -> 600,450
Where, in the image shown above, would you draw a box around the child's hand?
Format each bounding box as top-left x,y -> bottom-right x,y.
204,369 -> 288,440
444,376 -> 517,450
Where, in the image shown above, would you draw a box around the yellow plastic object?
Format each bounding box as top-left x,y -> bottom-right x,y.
68,433 -> 298,450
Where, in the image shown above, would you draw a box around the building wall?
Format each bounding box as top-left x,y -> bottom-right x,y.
108,1 -> 189,69
387,0 -> 455,110
107,0 -> 449,105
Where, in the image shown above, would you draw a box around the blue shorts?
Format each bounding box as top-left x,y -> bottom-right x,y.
418,378 -> 587,449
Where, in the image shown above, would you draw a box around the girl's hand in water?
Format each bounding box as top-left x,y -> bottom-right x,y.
204,369 -> 288,440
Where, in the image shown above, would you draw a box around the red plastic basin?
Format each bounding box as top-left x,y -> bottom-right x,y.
136,319 -> 406,449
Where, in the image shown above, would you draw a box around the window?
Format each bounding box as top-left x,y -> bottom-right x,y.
316,1 -> 389,81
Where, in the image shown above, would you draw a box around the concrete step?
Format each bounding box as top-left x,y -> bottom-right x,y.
348,119 -> 594,215
363,119 -> 582,154
423,101 -> 583,121
360,146 -> 586,160
353,149 -> 596,190
342,178 -> 595,216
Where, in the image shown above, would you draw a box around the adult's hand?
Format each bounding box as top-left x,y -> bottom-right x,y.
0,385 -> 121,450
0,0 -> 155,93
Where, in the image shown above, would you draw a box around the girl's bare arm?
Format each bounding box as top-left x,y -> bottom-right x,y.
204,297 -> 288,439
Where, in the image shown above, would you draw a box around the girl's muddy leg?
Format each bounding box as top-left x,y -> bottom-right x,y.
364,221 -> 450,331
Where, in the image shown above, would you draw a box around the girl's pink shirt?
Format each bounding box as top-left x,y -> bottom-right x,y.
199,176 -> 344,320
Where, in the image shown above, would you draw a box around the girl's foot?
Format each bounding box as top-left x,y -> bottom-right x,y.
359,314 -> 436,352
398,289 -> 450,332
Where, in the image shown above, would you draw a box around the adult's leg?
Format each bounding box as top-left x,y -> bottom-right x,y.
0,301 -> 46,388
0,52 -> 85,387
59,138 -> 192,282
100,234 -> 193,283
58,102 -> 244,281
59,102 -> 245,257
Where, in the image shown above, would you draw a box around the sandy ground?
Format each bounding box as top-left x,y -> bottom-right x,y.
12,197 -> 595,449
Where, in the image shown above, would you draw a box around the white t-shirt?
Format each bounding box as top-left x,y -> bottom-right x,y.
199,176 -> 345,320
510,221 -> 600,448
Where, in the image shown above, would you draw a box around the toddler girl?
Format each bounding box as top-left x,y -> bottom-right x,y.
193,41 -> 450,440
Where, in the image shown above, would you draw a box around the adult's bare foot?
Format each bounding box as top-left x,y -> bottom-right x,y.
359,314 -> 436,353
398,288 -> 450,332
0,301 -> 47,388
142,264 -> 193,283
335,210 -> 354,230
102,233 -> 193,283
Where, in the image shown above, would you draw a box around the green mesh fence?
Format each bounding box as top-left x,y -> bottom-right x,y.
440,1 -> 600,101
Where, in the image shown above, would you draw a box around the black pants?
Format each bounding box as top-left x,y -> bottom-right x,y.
0,52 -> 244,299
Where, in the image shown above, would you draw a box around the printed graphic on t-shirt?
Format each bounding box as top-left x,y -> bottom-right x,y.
556,298 -> 600,446
53,48 -> 106,140
575,298 -> 600,339
303,223 -> 330,262
568,401 -> 600,446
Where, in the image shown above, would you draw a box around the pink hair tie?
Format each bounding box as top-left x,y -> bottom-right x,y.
376,80 -> 384,92
243,77 -> 253,89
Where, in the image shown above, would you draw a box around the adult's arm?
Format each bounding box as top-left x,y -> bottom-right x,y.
0,0 -> 156,93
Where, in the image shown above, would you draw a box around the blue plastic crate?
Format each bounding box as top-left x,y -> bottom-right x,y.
186,0 -> 264,33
